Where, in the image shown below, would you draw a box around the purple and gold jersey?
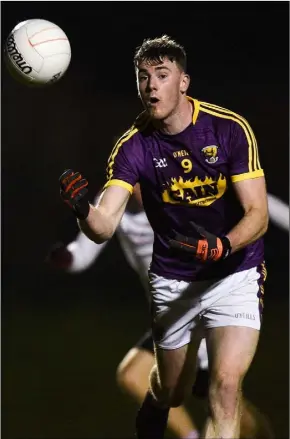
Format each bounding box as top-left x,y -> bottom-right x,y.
104,97 -> 265,281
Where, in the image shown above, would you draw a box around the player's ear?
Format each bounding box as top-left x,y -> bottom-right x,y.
180,73 -> 190,94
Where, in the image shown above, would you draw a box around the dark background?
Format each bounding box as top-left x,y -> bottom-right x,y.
2,2 -> 289,438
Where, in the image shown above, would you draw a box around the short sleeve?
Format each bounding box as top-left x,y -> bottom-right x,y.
104,128 -> 139,193
229,119 -> 264,182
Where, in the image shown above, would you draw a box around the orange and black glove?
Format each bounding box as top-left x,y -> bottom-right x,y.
168,221 -> 231,262
59,169 -> 90,220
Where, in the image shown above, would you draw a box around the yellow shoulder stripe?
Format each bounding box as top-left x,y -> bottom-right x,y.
106,114 -> 150,181
106,127 -> 138,180
200,102 -> 262,173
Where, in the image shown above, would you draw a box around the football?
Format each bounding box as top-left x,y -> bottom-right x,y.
4,18 -> 71,86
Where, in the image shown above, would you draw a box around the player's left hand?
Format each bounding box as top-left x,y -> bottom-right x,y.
168,221 -> 231,262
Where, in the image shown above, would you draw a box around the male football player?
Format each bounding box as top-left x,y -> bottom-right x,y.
52,185 -> 277,439
59,35 -> 270,439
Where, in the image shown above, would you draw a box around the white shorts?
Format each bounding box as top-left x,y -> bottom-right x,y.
149,267 -> 264,350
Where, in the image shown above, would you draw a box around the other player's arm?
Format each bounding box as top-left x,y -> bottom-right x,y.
48,193 -> 112,273
267,193 -> 289,232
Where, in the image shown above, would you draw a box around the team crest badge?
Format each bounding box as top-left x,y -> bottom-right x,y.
201,145 -> 219,164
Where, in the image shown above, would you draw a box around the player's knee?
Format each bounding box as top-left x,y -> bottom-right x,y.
209,372 -> 242,414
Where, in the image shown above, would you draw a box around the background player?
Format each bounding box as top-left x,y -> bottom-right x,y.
50,184 -> 280,438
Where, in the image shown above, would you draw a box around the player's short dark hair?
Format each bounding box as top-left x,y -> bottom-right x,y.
134,35 -> 187,72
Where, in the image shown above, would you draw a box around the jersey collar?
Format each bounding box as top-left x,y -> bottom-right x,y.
186,96 -> 200,125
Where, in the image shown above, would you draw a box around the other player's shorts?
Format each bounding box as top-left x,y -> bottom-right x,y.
149,266 -> 265,350
135,331 -> 209,399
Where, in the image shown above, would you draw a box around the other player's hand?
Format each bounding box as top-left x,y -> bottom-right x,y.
59,169 -> 90,220
46,242 -> 73,270
168,221 -> 231,262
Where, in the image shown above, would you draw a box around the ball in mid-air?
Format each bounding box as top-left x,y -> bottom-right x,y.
4,18 -> 71,86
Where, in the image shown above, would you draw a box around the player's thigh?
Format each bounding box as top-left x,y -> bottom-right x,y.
149,273 -> 210,396
154,329 -> 203,396
206,325 -> 260,382
202,267 -> 264,376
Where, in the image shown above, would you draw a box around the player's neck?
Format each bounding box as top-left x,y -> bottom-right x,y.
157,97 -> 193,135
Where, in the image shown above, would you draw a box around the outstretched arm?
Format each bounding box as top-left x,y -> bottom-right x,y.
59,169 -> 132,244
78,185 -> 131,243
66,193 -> 109,272
60,130 -> 138,244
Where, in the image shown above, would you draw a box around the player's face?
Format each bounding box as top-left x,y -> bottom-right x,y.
136,58 -> 189,120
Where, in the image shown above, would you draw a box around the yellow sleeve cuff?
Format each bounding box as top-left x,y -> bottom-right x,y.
231,169 -> 264,183
104,179 -> 134,194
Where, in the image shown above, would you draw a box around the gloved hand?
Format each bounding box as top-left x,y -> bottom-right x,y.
168,221 -> 231,262
59,169 -> 90,220
46,241 -> 73,270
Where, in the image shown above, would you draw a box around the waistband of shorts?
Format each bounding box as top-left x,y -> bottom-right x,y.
149,258 -> 265,282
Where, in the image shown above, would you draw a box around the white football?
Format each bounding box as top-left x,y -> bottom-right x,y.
4,19 -> 71,86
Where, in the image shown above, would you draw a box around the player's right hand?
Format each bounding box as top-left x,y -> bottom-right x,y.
59,169 -> 90,220
46,242 -> 73,270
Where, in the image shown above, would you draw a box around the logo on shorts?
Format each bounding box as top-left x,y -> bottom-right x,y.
201,145 -> 219,164
235,312 -> 256,320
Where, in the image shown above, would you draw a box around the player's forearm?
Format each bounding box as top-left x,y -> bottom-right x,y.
77,204 -> 115,244
226,207 -> 269,253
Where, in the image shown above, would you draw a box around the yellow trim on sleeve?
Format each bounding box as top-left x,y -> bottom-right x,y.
106,128 -> 138,180
104,179 -> 134,194
106,114 -> 150,181
231,169 -> 264,182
